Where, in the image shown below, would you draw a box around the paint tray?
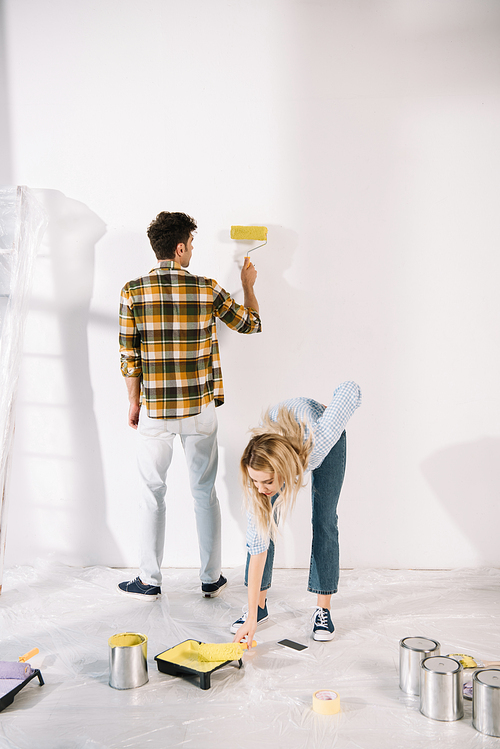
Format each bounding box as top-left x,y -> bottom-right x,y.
0,669 -> 44,712
155,639 -> 242,690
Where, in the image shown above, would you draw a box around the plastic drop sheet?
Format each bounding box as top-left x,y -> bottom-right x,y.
0,185 -> 47,418
0,187 -> 48,586
0,563 -> 499,749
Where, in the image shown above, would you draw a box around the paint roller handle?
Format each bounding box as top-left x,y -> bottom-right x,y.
241,640 -> 257,650
241,256 -> 256,275
19,648 -> 39,662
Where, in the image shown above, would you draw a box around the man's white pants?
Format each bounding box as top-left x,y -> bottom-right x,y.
136,401 -> 221,587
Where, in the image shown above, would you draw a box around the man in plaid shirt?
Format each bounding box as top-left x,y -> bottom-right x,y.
118,212 -> 261,600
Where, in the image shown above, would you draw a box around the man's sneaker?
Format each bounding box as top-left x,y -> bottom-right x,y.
201,574 -> 228,598
117,577 -> 161,601
312,607 -> 335,641
230,602 -> 269,634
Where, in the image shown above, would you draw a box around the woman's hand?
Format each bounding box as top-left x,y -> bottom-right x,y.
233,617 -> 258,648
234,551 -> 267,649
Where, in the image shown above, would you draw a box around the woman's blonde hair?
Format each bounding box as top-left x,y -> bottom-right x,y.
240,406 -> 313,542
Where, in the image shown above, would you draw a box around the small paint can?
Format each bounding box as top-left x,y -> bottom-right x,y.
399,637 -> 440,695
420,655 -> 463,721
108,632 -> 148,690
472,668 -> 500,737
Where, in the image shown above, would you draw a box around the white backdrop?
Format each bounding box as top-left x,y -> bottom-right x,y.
2,0 -> 499,572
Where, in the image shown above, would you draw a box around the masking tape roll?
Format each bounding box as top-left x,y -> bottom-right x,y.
313,689 -> 340,715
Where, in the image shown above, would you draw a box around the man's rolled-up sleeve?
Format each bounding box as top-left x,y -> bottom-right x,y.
212,281 -> 261,334
119,287 -> 142,378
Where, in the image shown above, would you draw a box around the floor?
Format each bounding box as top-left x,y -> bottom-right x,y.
0,563 -> 499,748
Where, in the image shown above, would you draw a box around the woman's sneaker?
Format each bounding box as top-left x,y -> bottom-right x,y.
230,602 -> 269,634
312,607 -> 335,641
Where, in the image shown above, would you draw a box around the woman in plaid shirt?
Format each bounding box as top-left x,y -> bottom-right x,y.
231,381 -> 361,646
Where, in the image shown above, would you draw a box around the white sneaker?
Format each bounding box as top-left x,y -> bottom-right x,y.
312,607 -> 335,641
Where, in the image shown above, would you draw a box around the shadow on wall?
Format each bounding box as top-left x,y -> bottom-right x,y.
216,225 -> 307,543
420,437 -> 500,563
8,190 -> 122,566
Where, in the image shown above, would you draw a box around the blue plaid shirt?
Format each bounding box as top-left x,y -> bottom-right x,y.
246,381 -> 361,555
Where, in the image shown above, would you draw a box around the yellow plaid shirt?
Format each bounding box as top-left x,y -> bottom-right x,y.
119,260 -> 261,418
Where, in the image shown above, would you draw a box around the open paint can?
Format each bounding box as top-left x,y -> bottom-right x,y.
399,637 -> 440,695
472,668 -> 500,737
420,655 -> 463,721
108,632 -> 148,690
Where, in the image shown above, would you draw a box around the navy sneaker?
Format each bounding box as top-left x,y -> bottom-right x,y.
312,607 -> 335,641
117,577 -> 161,601
230,602 -> 269,634
201,574 -> 228,598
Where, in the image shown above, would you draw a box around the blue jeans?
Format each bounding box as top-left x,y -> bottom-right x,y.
244,431 -> 346,595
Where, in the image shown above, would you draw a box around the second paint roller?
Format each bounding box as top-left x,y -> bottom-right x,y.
198,641 -> 257,662
231,225 -> 268,267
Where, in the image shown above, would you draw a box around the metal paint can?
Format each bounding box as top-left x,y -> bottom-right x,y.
108,632 -> 148,689
472,668 -> 500,737
399,637 -> 440,695
420,655 -> 463,721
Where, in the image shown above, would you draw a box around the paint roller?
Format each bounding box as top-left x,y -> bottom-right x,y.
198,641 -> 257,662
0,647 -> 39,679
0,647 -> 40,679
447,653 -> 500,669
230,226 -> 268,268
0,661 -> 34,679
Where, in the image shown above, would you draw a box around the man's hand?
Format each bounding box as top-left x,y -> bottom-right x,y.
241,258 -> 257,287
128,402 -> 141,429
125,376 -> 142,429
241,259 -> 259,314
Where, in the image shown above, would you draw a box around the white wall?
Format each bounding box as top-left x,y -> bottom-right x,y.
2,0 -> 500,572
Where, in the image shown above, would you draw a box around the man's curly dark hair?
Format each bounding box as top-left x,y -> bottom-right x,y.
147,212 -> 197,260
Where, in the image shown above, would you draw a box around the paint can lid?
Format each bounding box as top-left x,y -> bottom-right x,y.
475,669 -> 500,688
422,656 -> 461,673
401,637 -> 439,652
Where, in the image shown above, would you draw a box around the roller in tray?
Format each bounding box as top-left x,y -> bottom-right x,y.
155,639 -> 243,690
0,663 -> 44,712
